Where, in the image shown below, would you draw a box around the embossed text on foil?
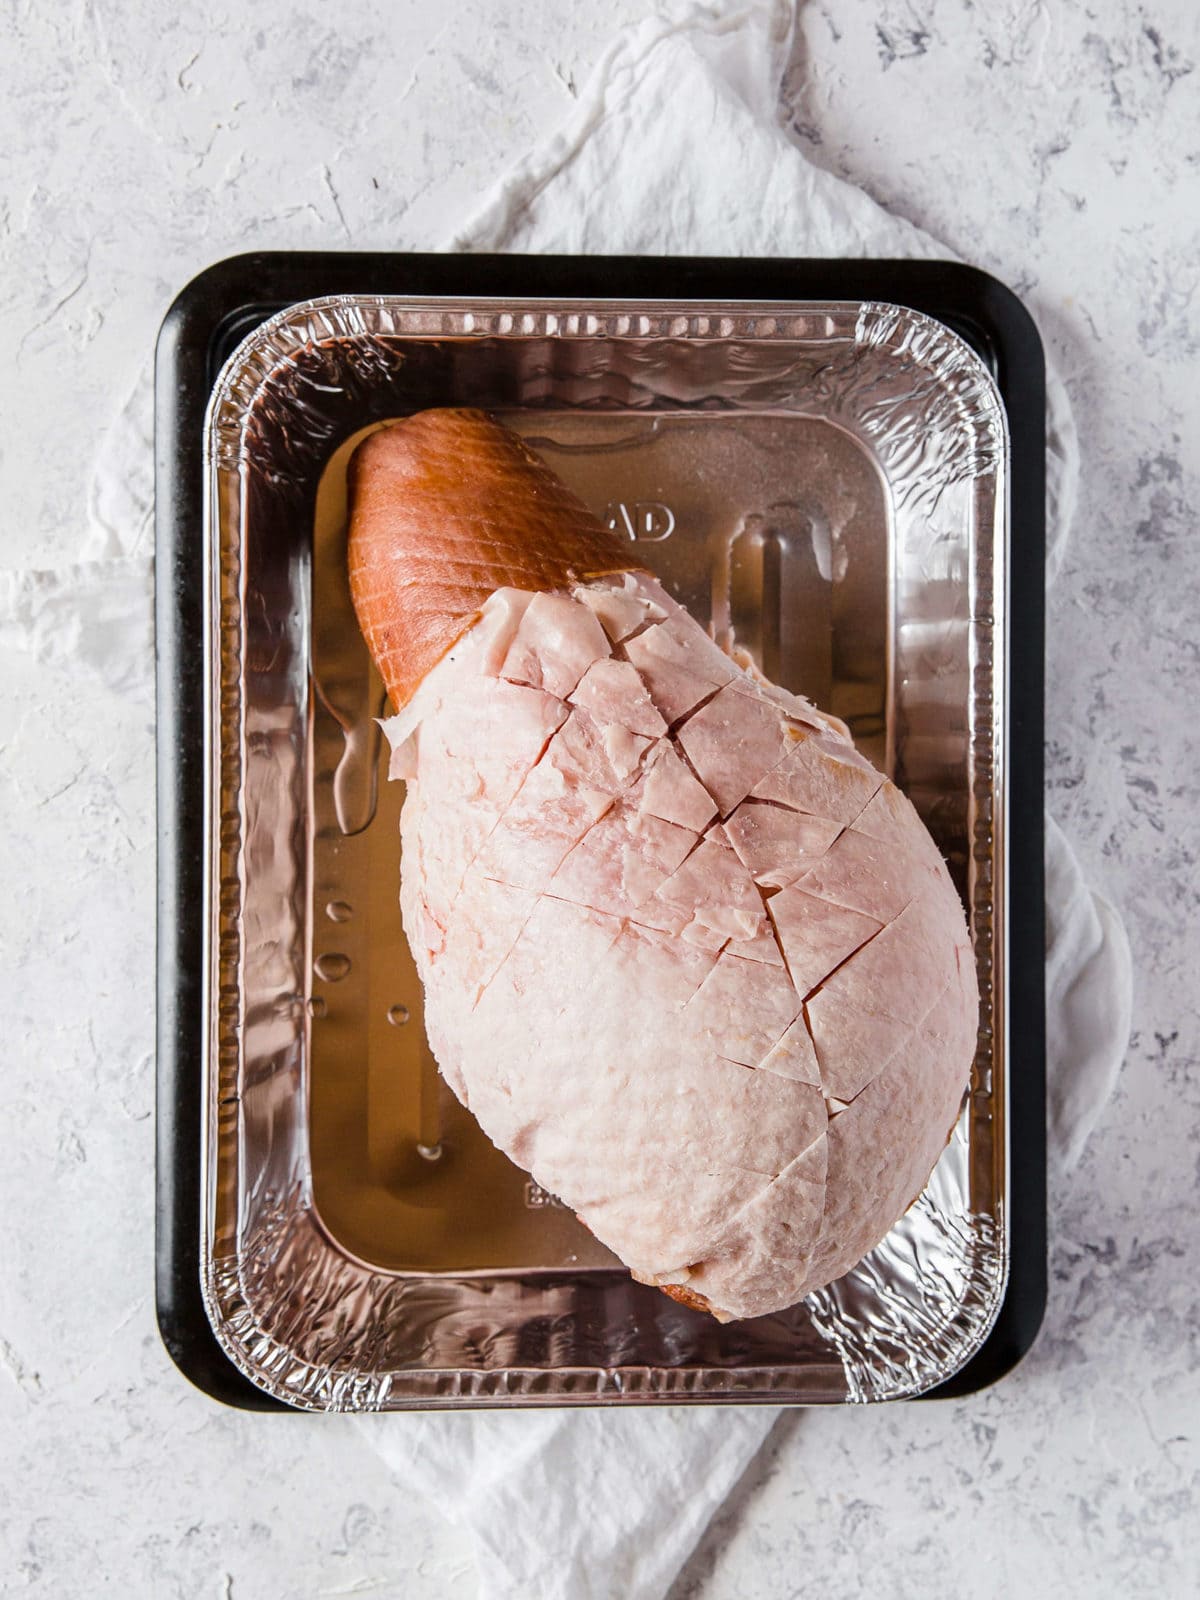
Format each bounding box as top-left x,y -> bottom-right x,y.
605,501 -> 676,542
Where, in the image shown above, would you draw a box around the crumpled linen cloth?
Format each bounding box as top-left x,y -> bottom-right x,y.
0,4 -> 1132,1597
356,1404 -> 772,1600
1043,815 -> 1132,1169
365,6 -> 1131,1594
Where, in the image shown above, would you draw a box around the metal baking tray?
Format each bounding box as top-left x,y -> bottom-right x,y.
156,255 -> 1046,1410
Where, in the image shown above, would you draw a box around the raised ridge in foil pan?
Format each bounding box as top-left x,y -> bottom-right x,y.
201,296 -> 1008,1409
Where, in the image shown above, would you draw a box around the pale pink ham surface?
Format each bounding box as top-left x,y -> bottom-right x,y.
382,571 -> 978,1321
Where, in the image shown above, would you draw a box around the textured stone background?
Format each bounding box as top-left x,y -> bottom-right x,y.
2,2 -> 1197,1595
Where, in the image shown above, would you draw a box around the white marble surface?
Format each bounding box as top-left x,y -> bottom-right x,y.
2,2 -> 1197,1596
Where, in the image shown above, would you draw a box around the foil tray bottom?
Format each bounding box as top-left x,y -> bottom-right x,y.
308,411 -> 890,1277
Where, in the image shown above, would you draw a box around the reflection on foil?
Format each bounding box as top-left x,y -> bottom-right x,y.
805,1124 -> 1005,1402
202,296 -> 1008,1409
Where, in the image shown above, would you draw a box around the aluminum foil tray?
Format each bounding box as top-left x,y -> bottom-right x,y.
156,260 -> 1046,1411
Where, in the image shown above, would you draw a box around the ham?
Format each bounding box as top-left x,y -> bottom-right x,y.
349,409 -> 977,1322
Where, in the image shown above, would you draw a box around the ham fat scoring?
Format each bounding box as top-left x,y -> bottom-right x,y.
348,409 -> 977,1321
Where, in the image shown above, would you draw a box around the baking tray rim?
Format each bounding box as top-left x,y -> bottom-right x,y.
154,252 -> 1046,1412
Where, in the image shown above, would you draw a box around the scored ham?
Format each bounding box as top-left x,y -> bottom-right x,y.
348,408 -> 977,1322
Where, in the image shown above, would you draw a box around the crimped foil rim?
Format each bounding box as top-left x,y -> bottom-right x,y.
202,293 -> 1008,1409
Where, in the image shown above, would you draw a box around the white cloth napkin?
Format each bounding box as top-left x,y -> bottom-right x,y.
363,7 -> 1132,1595
0,369 -> 155,706
0,4 -> 1132,1596
1043,816 -> 1132,1170
355,1405 -> 775,1600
